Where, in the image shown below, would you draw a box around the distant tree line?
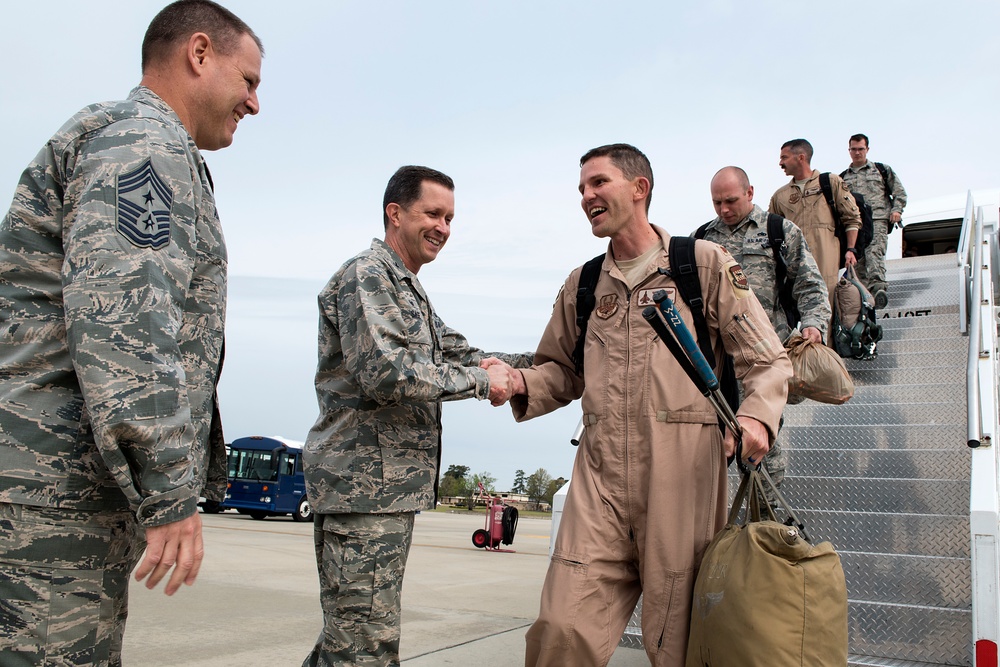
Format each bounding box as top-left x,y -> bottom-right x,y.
439,465 -> 567,511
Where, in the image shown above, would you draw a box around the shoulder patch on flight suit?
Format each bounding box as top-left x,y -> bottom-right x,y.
116,158 -> 173,250
595,294 -> 618,319
724,260 -> 751,298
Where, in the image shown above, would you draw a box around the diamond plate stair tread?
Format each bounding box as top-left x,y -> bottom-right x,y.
840,551 -> 971,607
730,475 -> 969,515
848,602 -> 970,666
781,424 -> 965,450
843,350 -> 964,372
794,511 -> 969,558
849,655 -> 967,667
787,449 -> 969,480
776,477 -> 968,515
782,402 -> 963,427
847,365 -> 964,386
876,321 -> 961,338
874,337 -> 967,355
848,383 -> 964,404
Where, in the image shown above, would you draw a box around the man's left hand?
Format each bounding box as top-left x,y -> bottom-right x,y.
134,513 -> 204,596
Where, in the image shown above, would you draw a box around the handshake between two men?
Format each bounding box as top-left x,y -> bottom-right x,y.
481,357 -> 526,407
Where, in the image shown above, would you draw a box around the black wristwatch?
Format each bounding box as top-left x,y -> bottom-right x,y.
847,247 -> 858,257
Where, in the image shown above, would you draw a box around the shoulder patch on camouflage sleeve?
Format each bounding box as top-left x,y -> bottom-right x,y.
724,260 -> 751,298
116,158 -> 173,250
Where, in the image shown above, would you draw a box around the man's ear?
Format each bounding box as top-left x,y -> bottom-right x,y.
186,32 -> 213,72
385,203 -> 401,228
633,176 -> 650,203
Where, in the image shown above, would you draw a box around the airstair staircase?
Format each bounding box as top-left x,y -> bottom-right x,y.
783,252 -> 971,666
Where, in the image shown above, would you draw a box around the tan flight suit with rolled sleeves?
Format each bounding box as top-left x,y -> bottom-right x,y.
512,226 -> 792,667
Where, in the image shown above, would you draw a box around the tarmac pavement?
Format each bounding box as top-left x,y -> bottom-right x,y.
122,510 -> 649,666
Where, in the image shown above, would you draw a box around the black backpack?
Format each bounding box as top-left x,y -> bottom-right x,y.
571,238 -> 739,425
819,172 -> 873,269
840,162 -> 898,234
695,214 -> 800,330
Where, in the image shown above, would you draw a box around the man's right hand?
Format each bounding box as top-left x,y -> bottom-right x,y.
481,358 -> 525,406
134,512 -> 204,596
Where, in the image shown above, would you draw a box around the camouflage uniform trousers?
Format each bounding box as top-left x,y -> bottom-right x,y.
737,380 -> 787,511
856,218 -> 890,295
756,415 -> 787,512
0,503 -> 144,667
304,512 -> 415,667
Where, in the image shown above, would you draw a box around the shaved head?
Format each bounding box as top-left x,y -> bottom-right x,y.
710,166 -> 754,226
711,166 -> 750,191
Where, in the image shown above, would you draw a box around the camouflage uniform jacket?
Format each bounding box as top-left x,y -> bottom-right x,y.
304,238 -> 532,514
841,161 -> 907,222
697,205 -> 831,343
0,87 -> 227,528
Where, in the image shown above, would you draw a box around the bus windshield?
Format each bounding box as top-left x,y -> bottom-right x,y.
228,449 -> 285,482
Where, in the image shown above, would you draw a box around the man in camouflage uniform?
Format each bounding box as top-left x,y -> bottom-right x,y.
0,2 -> 262,665
301,165 -> 533,667
697,166 -> 830,505
841,133 -> 908,309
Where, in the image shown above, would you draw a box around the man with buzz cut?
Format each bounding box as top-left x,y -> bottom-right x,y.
841,133 -> 907,308
489,144 -> 792,667
0,2 -> 263,665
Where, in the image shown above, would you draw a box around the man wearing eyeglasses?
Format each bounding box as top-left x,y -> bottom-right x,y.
840,134 -> 907,308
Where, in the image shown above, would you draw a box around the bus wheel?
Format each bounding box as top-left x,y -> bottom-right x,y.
249,511 -> 268,520
293,498 -> 313,522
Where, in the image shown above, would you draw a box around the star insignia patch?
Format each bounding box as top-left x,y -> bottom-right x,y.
117,159 -> 173,250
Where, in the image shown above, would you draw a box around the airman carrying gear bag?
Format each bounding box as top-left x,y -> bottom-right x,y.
687,468 -> 848,667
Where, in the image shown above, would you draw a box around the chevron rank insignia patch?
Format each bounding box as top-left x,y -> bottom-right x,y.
117,159 -> 173,250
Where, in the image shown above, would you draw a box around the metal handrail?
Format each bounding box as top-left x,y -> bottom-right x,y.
967,202 -> 983,447
958,191 -> 976,267
960,192 -> 975,334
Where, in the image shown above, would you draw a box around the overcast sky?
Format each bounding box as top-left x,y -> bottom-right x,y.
2,1 -> 998,487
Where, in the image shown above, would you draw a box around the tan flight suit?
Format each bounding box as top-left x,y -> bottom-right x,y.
768,169 -> 861,298
512,226 -> 791,667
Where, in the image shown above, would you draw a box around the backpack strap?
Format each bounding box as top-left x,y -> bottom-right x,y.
820,172 -> 852,269
874,162 -> 894,203
818,172 -> 841,227
693,221 -> 711,240
766,213 -> 801,328
668,237 -> 714,369
668,237 -> 740,419
571,253 -> 605,375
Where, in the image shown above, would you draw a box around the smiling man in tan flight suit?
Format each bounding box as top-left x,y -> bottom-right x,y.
489,144 -> 792,667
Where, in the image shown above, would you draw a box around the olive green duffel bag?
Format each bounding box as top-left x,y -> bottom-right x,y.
687,468 -> 848,667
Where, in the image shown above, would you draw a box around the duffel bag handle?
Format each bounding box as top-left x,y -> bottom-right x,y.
728,468 -> 813,543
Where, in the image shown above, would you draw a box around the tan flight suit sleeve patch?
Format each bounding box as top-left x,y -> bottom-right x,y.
723,260 -> 751,299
